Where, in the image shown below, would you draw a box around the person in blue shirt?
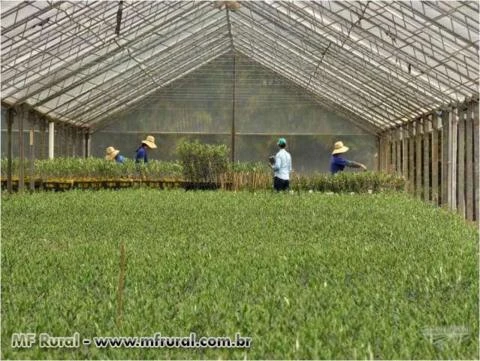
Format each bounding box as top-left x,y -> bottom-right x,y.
105,146 -> 125,164
330,141 -> 367,174
135,135 -> 157,163
270,137 -> 292,191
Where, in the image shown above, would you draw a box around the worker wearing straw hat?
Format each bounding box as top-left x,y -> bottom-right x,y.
330,141 -> 367,174
105,146 -> 125,164
270,137 -> 292,191
135,135 -> 157,163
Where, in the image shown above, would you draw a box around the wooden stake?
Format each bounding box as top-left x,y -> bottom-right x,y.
457,106 -> 466,217
408,122 -> 415,194
441,110 -> 449,206
18,106 -> 25,192
402,125 -> 408,181
416,119 -> 423,199
431,114 -> 439,205
29,111 -> 36,191
423,115 -> 431,202
448,108 -> 458,210
465,101 -> 474,221
7,108 -> 14,194
387,132 -> 392,173
396,129 -> 401,175
381,134 -> 387,172
473,101 -> 479,222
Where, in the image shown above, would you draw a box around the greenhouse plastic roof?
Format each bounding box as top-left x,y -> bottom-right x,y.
1,1 -> 478,133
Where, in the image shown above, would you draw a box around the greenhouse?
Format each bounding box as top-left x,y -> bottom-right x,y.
1,1 -> 479,360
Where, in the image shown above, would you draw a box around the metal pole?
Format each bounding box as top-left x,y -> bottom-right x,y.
7,108 -> 14,193
48,121 -> 55,159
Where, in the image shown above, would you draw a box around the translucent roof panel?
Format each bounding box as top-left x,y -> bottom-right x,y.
1,0 -> 478,133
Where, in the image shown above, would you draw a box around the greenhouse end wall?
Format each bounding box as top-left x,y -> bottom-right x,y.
91,54 -> 377,174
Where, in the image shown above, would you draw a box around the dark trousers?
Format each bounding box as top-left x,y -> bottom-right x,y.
273,177 -> 290,191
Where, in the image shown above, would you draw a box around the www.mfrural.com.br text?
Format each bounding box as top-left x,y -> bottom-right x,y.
11,332 -> 252,349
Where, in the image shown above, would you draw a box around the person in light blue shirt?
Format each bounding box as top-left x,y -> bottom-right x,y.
270,137 -> 292,191
105,146 -> 125,164
330,141 -> 367,174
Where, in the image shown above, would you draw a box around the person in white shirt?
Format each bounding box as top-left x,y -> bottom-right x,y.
270,137 -> 292,191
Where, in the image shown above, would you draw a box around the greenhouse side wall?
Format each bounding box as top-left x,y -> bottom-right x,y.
379,98 -> 480,223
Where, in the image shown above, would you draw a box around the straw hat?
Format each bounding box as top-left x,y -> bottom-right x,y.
141,135 -> 157,149
332,141 -> 349,155
105,146 -> 120,161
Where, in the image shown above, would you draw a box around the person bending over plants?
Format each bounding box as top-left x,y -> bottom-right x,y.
135,135 -> 157,163
330,141 -> 367,175
105,146 -> 125,164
